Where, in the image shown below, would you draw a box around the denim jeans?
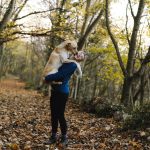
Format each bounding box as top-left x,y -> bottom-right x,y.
50,90 -> 69,135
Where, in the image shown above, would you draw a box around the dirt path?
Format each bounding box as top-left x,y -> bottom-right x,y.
0,79 -> 149,150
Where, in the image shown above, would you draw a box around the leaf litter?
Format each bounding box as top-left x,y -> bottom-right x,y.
0,79 -> 149,150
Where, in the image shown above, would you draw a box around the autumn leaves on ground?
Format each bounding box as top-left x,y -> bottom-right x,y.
0,79 -> 149,150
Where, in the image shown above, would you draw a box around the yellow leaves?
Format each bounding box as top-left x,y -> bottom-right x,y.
129,140 -> 142,148
88,47 -> 102,53
88,46 -> 114,53
11,144 -> 19,150
98,58 -> 123,83
0,27 -> 19,40
99,143 -> 107,149
145,0 -> 150,6
72,2 -> 79,7
89,2 -> 103,14
7,21 -> 16,27
100,28 -> 108,37
8,143 -> 20,150
6,143 -> 32,150
87,44 -> 124,84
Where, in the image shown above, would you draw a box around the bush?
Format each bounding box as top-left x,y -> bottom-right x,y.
123,104 -> 150,130
80,97 -> 122,118
95,103 -> 122,118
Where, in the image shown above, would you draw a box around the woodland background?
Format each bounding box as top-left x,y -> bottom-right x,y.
0,0 -> 150,141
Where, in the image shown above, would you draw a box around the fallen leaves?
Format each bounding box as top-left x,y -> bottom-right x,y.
0,79 -> 149,150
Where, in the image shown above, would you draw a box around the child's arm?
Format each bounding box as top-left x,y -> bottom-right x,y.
45,62 -> 77,82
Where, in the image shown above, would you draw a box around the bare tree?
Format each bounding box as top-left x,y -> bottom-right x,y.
105,0 -> 149,109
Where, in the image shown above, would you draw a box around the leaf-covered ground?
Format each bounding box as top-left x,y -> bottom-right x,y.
0,79 -> 149,150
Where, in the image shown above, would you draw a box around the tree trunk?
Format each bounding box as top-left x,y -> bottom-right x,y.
105,0 -> 145,108
74,76 -> 79,100
0,44 -> 4,61
121,76 -> 133,107
0,0 -> 16,31
121,0 -> 145,107
140,74 -> 145,106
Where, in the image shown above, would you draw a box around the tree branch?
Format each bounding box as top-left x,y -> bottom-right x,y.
13,0 -> 29,21
9,27 -> 73,37
132,46 -> 150,79
0,37 -> 18,43
78,9 -> 104,50
142,46 -> 150,64
126,0 -> 145,75
15,8 -> 62,20
105,0 -> 126,76
85,53 -> 102,66
80,0 -> 91,37
125,3 -> 130,45
128,0 -> 135,19
0,0 -> 16,31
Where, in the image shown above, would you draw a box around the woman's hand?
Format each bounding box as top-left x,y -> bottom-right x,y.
74,51 -> 85,62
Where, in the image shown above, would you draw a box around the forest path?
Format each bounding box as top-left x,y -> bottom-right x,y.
0,79 -> 149,150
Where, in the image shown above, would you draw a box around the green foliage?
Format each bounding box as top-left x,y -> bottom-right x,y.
87,44 -> 123,84
88,27 -> 108,46
89,2 -> 103,14
72,2 -> 79,7
1,39 -> 46,89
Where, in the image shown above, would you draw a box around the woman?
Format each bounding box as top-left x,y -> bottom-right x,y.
44,51 -> 85,146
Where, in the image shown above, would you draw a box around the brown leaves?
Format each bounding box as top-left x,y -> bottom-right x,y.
0,79 -> 149,149
9,143 -> 20,150
129,140 -> 142,148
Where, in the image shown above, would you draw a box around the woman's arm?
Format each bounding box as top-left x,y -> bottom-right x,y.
45,62 -> 77,82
